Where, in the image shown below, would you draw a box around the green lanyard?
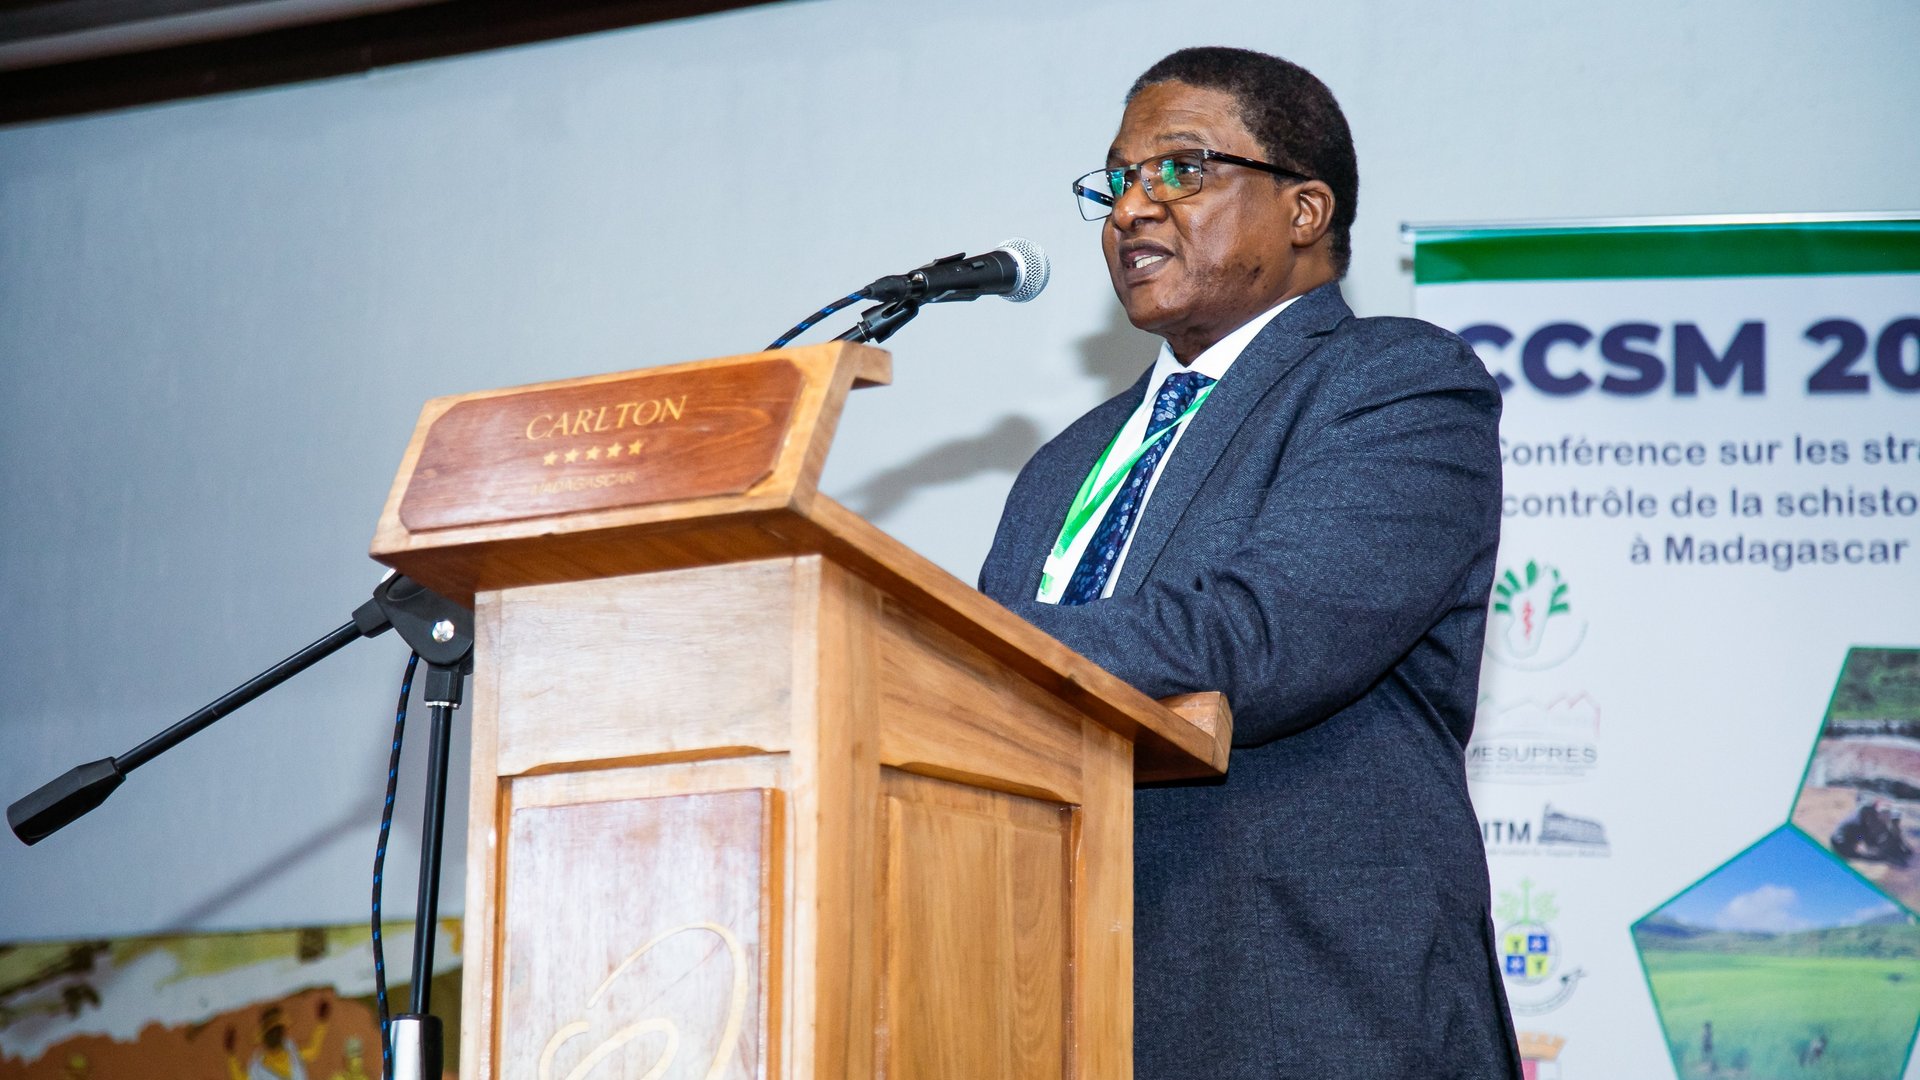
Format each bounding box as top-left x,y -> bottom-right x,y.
1037,384 -> 1214,601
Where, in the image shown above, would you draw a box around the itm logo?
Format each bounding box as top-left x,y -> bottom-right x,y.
1480,805 -> 1612,858
1486,560 -> 1588,670
1497,878 -> 1586,1016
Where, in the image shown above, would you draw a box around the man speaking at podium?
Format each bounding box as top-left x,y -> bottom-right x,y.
979,47 -> 1522,1078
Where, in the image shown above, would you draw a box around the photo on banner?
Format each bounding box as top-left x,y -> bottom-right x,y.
1633,827 -> 1920,1079
1794,649 -> 1920,912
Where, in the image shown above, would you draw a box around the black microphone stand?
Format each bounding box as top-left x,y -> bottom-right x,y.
6,573 -> 474,1080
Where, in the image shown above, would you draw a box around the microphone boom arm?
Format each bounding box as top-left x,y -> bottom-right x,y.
5,574 -> 472,846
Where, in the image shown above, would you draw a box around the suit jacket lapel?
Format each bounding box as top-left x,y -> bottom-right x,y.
1013,366 -> 1157,595
1110,284 -> 1353,596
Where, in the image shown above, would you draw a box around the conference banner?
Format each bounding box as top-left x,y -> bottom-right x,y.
1411,216 -> 1920,1080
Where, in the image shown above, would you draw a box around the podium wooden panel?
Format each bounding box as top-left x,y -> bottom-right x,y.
371,342 -> 1230,1079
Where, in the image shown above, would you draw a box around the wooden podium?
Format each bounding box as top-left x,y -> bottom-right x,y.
370,342 -> 1230,1080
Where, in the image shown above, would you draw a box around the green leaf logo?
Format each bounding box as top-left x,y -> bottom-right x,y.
1492,561 -> 1572,660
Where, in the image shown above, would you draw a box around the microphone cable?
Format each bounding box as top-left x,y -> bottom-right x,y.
371,651 -> 420,1080
766,293 -> 867,350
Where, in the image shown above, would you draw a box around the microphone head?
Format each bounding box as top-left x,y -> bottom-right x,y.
995,237 -> 1050,303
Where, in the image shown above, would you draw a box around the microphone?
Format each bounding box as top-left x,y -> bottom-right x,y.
862,238 -> 1050,304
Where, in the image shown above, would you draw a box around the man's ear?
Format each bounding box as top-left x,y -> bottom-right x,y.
1288,181 -> 1336,249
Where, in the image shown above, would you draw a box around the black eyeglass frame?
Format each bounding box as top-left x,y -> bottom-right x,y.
1072,148 -> 1315,221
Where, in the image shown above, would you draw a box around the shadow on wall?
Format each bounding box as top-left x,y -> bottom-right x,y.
838,306 -> 1155,527
840,414 -> 1046,523
153,699 -> 455,932
1075,305 -> 1158,401
157,804 -> 385,931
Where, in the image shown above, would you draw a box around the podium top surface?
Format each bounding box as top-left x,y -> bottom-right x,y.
370,342 -> 1229,781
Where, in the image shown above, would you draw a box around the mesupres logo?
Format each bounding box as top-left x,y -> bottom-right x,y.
1468,694 -> 1601,785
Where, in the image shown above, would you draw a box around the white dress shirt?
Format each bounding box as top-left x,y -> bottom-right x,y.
1039,294 -> 1303,602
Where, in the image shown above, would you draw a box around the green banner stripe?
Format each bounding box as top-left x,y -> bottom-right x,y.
1413,220 -> 1920,284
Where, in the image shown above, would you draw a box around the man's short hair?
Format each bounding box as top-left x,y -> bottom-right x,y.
1128,47 -> 1359,277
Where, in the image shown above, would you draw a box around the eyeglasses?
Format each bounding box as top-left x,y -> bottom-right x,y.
1072,149 -> 1314,221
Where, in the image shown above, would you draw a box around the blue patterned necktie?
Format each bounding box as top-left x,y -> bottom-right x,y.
1059,370 -> 1216,605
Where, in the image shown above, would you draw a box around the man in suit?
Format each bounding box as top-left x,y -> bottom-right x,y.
979,47 -> 1522,1077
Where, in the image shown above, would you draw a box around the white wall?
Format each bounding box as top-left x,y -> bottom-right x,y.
2,0 -> 1916,941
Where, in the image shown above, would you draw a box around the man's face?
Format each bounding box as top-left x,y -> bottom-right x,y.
1102,81 -> 1304,361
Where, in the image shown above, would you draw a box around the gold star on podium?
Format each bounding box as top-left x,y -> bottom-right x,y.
585,446 -> 601,460
606,442 -> 624,458
628,439 -> 644,455
543,451 -> 558,466
564,448 -> 580,463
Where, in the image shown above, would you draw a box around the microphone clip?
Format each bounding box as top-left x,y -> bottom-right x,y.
842,250 -> 968,343
834,297 -> 922,346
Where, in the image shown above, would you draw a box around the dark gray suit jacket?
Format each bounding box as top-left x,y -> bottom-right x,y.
979,284 -> 1522,1078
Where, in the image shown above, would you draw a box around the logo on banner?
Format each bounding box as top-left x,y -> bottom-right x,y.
1468,694 -> 1602,785
1497,879 -> 1585,1015
1482,804 -> 1612,858
1517,1031 -> 1566,1080
1485,560 -> 1587,670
